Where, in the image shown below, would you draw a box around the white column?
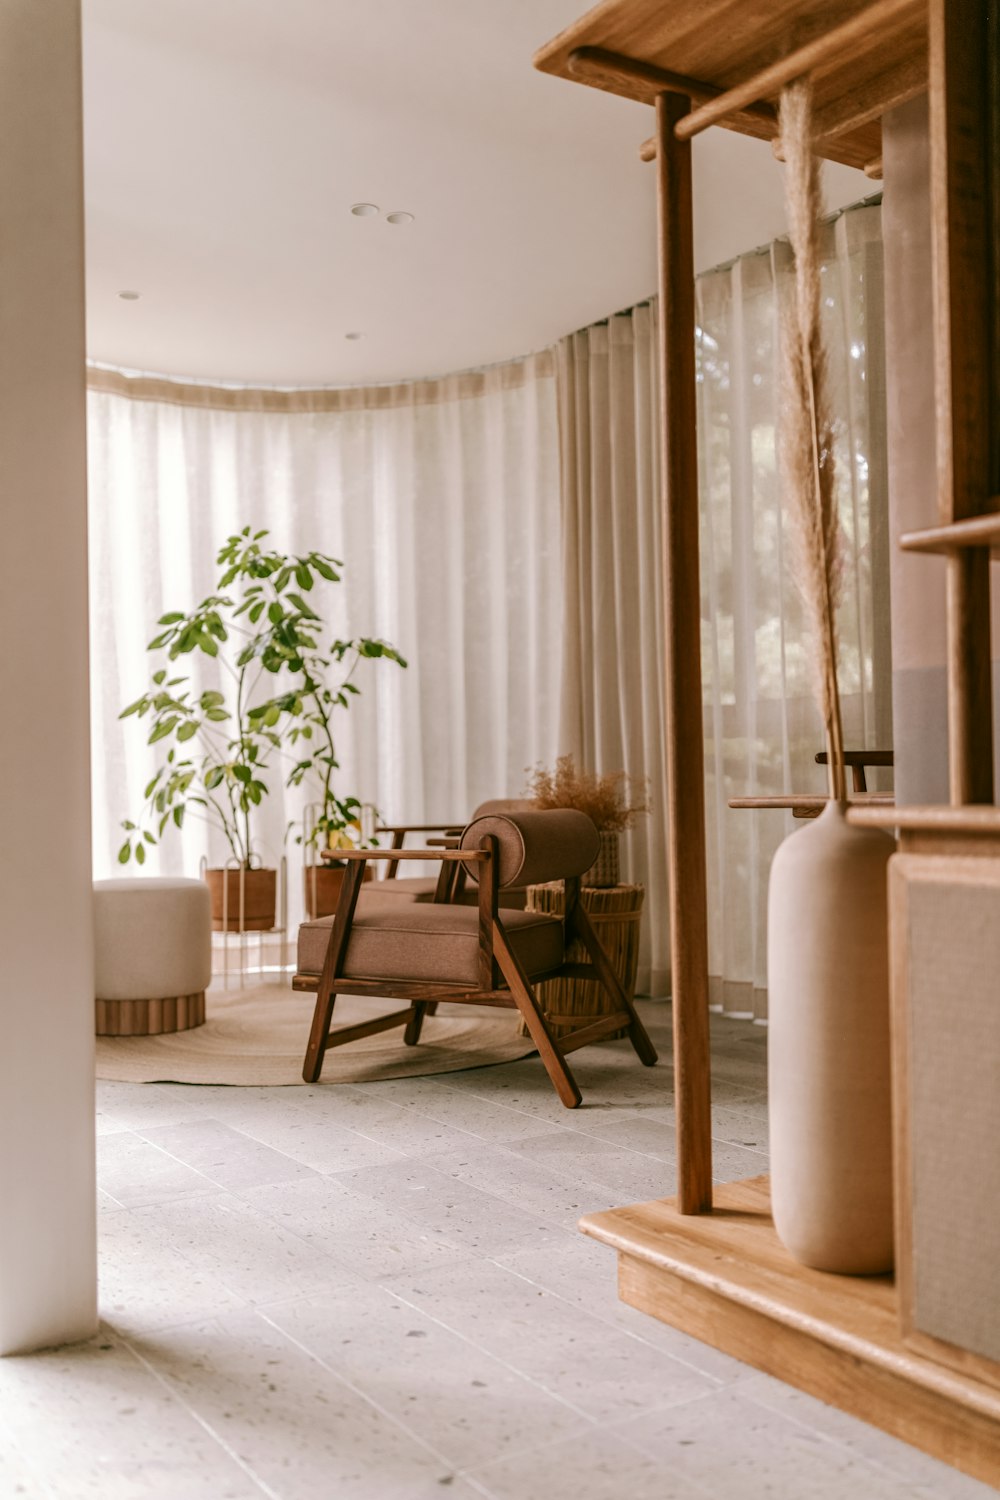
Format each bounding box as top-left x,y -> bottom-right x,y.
0,0 -> 97,1354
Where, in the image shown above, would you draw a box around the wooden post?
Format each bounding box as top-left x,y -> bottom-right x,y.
655,91 -> 713,1214
929,0 -> 997,803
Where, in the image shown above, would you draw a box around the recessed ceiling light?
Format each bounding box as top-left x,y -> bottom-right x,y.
386,211 -> 414,226
350,203 -> 379,217
344,331 -> 363,341
118,290 -> 141,300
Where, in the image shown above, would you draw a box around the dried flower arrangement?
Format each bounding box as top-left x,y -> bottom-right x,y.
778,80 -> 847,803
526,754 -> 649,832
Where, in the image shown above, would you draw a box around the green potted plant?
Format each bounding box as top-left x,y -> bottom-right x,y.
283,633 -> 406,917
526,754 -> 649,887
119,526 -> 405,929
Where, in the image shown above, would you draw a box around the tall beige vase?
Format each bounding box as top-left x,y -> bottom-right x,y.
767,801 -> 895,1274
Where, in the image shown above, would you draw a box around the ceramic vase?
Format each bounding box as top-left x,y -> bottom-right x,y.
766,800 -> 895,1274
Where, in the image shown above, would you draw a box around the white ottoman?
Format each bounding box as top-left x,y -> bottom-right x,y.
94,877 -> 212,1036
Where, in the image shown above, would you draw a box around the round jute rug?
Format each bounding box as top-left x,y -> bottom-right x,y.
95,985 -> 535,1087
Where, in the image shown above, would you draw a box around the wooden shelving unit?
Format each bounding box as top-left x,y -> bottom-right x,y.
581,1178 -> 1000,1487
534,0 -> 1000,1483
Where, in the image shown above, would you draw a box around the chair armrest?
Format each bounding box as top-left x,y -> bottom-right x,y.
322,848 -> 486,863
376,823 -> 465,836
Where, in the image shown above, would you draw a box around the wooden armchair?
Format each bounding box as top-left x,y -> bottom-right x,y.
293,808 -> 657,1108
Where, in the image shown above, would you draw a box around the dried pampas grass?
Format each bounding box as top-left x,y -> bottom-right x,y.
778,81 -> 846,803
526,755 -> 649,832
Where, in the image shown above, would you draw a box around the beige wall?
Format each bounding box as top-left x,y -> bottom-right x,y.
0,0 -> 97,1353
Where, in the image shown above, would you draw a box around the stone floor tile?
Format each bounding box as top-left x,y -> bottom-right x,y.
124,1310 -> 471,1499
0,1331 -> 265,1499
383,1257 -> 718,1423
125,1192 -> 358,1306
735,1370 -> 999,1498
330,1158 -> 577,1256
95,1080 -> 214,1134
96,1132 -> 220,1209
135,1119 -> 320,1194
419,1139 -> 633,1227
464,1426 -> 708,1500
262,1283 -> 592,1468
99,1206 -> 247,1333
238,1173 -> 478,1281
610,1385 -> 940,1499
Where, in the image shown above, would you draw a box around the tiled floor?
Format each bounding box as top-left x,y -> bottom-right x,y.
3,998 -> 994,1499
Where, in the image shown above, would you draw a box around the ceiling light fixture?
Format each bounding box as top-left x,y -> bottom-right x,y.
118,290 -> 141,300
386,211 -> 414,225
350,203 -> 379,217
344,331 -> 363,341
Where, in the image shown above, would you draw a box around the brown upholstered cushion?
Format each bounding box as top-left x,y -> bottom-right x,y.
369,876 -> 441,901
460,809 -> 600,889
471,798 -> 534,819
368,875 -> 527,909
297,903 -> 563,985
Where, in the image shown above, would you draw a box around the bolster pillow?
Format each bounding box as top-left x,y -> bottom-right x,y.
459,809 -> 600,889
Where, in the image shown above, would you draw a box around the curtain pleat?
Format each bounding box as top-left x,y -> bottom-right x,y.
556,308 -> 671,997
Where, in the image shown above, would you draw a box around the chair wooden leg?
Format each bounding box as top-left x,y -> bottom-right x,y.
302,860 -> 366,1082
303,983 -> 337,1082
492,921 -> 582,1109
404,1003 -> 430,1045
570,906 -> 659,1067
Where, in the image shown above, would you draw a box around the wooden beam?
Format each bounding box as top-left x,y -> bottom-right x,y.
568,44 -> 776,129
674,0 -> 919,141
655,91 -> 713,1214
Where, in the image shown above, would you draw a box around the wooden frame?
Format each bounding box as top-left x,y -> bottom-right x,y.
294,843 -> 657,1108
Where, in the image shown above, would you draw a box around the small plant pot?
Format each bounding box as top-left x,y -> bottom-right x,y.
584,830 -> 620,888
205,867 -> 277,931
303,862 -> 372,919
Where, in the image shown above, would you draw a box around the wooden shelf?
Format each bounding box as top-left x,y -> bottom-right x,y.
900,510 -> 1000,556
730,792 -> 892,813
580,1175 -> 1000,1487
849,804 -> 1000,835
534,0 -> 927,171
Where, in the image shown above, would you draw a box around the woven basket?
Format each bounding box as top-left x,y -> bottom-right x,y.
521,881 -> 644,1039
584,830 -> 620,888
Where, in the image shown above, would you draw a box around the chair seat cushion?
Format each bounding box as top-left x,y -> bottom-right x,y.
369,877 -> 442,901
371,876 -> 526,909
297,903 -> 563,986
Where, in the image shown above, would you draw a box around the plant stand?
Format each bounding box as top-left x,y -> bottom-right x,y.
519,882 -> 644,1039
201,855 -> 289,989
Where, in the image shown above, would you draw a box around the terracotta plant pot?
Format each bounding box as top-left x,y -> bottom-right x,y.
302,862 -> 372,919
205,867 -> 277,931
767,800 -> 895,1274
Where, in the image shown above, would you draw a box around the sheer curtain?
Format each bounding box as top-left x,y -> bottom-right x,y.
557,202 -> 890,1014
557,307 -> 670,997
87,356 -> 562,922
699,203 -> 891,1018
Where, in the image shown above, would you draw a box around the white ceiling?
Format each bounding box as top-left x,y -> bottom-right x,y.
81,0 -> 871,387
